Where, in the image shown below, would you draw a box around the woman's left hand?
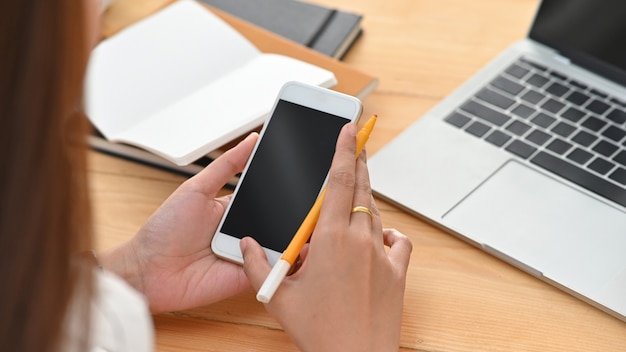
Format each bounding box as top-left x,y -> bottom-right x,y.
99,133 -> 259,313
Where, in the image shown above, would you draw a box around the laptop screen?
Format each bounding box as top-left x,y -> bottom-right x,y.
529,0 -> 626,86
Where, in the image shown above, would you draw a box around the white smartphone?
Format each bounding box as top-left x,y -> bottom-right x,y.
211,81 -> 362,265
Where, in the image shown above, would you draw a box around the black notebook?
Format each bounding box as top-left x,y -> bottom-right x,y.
199,0 -> 362,59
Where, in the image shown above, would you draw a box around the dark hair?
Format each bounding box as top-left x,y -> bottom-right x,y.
0,1 -> 94,351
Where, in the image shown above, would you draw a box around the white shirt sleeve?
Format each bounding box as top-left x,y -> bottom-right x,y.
62,269 -> 154,352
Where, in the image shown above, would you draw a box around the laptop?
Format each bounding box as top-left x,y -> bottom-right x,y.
368,0 -> 626,322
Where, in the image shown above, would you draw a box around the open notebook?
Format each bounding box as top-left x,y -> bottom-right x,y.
85,0 -> 336,166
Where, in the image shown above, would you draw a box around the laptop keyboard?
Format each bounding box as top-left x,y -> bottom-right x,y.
444,57 -> 626,207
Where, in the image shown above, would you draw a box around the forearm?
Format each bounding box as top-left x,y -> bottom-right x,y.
97,240 -> 146,297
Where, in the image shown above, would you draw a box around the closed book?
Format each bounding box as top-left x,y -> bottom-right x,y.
199,0 -> 362,59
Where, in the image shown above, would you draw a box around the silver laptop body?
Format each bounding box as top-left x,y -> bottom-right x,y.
369,0 -> 626,321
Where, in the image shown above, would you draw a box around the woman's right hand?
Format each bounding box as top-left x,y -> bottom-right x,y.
240,123 -> 413,352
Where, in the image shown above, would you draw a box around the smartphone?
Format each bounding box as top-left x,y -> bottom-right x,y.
211,81 -> 362,265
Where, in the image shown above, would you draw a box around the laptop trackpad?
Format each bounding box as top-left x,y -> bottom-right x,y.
443,160 -> 626,297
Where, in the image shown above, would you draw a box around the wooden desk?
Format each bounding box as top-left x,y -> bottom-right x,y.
92,0 -> 626,350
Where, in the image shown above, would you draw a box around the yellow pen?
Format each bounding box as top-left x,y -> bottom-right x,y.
256,115 -> 377,303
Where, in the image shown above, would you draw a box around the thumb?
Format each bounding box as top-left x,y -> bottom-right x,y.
240,237 -> 273,292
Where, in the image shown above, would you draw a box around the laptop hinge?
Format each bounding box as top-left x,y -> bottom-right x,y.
553,53 -> 571,65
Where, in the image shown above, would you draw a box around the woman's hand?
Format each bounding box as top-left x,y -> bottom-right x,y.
99,133 -> 259,313
241,123 -> 413,352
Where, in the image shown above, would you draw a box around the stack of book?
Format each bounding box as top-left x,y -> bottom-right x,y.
87,0 -> 377,180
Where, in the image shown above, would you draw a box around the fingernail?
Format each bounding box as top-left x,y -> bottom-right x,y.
240,237 -> 248,252
347,123 -> 357,137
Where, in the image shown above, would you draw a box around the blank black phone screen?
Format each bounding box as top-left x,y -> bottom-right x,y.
219,99 -> 350,252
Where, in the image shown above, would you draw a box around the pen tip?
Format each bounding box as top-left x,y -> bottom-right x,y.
366,115 -> 378,127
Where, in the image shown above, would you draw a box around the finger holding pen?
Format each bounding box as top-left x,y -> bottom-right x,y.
253,116 -> 377,303
240,117 -> 413,352
240,119 -> 369,291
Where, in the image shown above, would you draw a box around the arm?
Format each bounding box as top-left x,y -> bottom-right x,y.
98,132 -> 259,313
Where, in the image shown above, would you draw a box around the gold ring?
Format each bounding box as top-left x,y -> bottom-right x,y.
351,206 -> 374,220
